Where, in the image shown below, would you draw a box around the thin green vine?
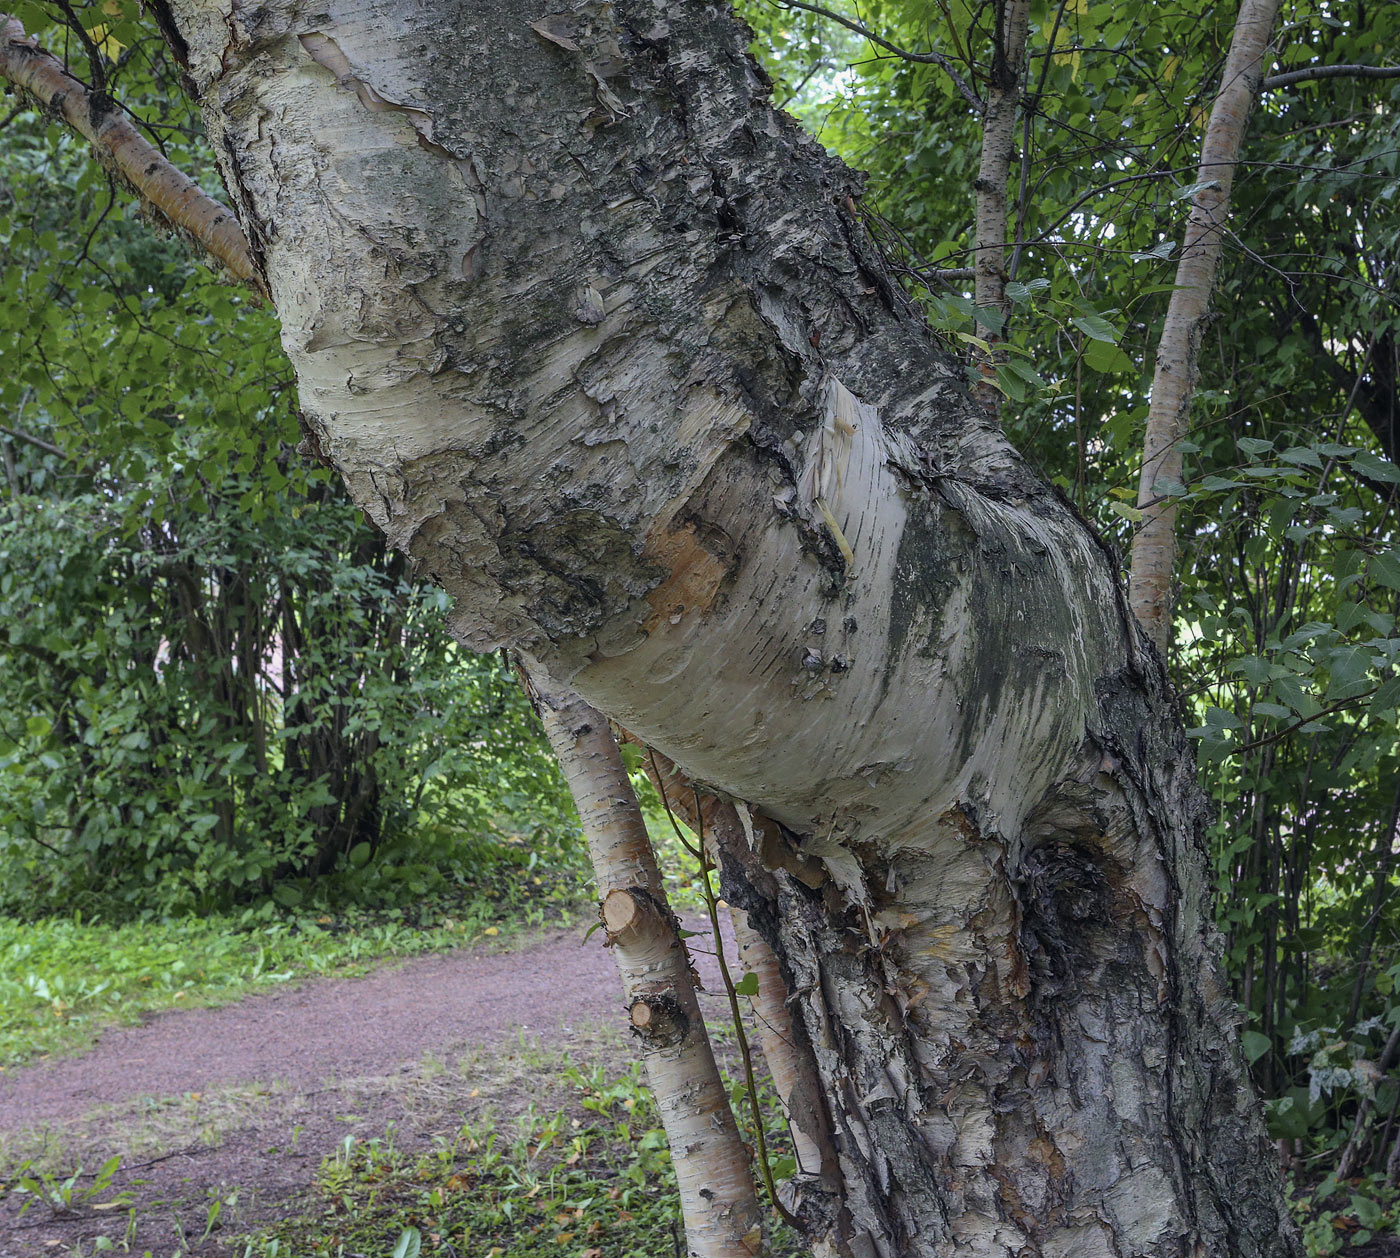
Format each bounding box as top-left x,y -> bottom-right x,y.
646,749 -> 803,1233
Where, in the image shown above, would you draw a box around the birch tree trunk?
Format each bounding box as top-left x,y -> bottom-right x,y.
160,0 -> 1300,1251
528,675 -> 762,1257
1127,0 -> 1282,654
638,747 -> 843,1198
971,0 -> 1030,416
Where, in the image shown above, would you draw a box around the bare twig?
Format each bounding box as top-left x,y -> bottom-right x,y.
0,424 -> 68,458
767,0 -> 984,113
1228,688 -> 1379,758
1264,63 -> 1400,89
53,0 -> 106,92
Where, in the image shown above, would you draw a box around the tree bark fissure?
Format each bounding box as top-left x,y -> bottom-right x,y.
163,0 -> 1300,1251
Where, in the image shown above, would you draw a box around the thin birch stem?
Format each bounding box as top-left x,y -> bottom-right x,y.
1128,0 -> 1282,654
0,14 -> 265,296
523,667 -> 762,1258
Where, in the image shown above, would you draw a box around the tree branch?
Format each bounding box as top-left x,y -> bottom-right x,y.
0,14 -> 266,298
1264,63 -> 1400,89
768,0 -> 984,114
0,424 -> 68,458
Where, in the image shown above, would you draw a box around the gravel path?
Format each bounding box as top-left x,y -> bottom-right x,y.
0,914 -> 737,1257
0,924 -> 628,1134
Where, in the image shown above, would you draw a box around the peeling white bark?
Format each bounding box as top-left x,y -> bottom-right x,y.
160,0 -> 1301,1252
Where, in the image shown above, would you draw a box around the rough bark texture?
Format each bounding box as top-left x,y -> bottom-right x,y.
164,0 -> 1300,1252
529,677 -> 761,1257
1128,0 -> 1281,654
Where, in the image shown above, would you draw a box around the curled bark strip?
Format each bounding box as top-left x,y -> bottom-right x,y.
0,14 -> 265,298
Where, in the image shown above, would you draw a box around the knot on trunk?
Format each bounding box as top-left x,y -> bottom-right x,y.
628,994 -> 689,1048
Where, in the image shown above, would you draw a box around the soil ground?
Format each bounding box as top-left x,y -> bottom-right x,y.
3,916 -> 1394,1258
0,917 -> 738,1257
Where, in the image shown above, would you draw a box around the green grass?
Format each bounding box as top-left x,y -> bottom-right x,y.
0,888 -> 580,1070
236,1058 -> 806,1258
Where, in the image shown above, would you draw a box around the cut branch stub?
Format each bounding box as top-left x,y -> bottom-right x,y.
629,994 -> 689,1048
601,885 -> 648,944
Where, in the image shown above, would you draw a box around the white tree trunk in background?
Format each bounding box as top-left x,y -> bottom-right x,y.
159,0 -> 1300,1251
1128,0 -> 1281,655
970,0 -> 1029,416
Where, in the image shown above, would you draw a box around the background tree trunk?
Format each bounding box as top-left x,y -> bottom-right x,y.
163,0 -> 1301,1251
1128,0 -> 1282,654
529,676 -> 762,1257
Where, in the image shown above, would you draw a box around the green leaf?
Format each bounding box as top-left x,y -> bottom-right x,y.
273,884 -> 303,908
1071,313 -> 1118,343
1325,645 -> 1372,700
347,842 -> 372,868
733,973 -> 760,997
1083,337 -> 1134,373
1174,178 -> 1222,200
1205,706 -> 1243,730
1241,1030 -> 1271,1063
1371,549 -> 1400,591
1372,677 -> 1400,715
1130,239 -> 1176,262
392,1227 -> 422,1258
1237,437 -> 1274,456
24,715 -> 52,739
1350,451 -> 1400,484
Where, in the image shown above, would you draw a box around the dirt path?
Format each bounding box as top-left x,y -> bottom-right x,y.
0,915 -> 737,1256
0,924 -> 629,1134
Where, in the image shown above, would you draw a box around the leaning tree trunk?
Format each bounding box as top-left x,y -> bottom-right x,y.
1127,0 -> 1281,654
160,0 -> 1299,1253
528,676 -> 762,1257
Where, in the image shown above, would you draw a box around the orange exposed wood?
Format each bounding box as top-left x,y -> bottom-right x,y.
641,520 -> 730,634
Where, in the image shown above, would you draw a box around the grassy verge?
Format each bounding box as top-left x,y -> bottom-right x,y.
236,1058 -> 805,1258
0,886 -> 581,1070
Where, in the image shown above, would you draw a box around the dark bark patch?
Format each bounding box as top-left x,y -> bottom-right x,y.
1015,841 -> 1112,1011
498,508 -> 659,640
